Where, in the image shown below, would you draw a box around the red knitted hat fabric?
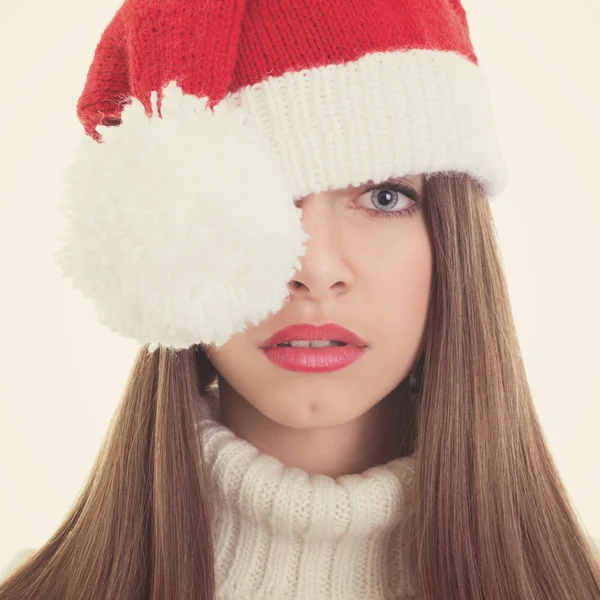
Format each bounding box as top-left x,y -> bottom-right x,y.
78,0 -> 479,140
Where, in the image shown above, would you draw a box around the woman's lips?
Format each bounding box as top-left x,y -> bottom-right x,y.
261,344 -> 367,372
261,322 -> 367,349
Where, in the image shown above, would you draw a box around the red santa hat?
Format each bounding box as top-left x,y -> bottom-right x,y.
56,0 -> 508,350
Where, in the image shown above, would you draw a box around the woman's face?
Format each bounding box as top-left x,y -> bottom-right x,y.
204,173 -> 432,430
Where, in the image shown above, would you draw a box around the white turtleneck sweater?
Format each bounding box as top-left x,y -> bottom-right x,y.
5,394 -> 599,597
194,394 -> 421,599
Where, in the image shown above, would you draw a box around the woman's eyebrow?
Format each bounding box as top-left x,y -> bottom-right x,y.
358,175 -> 417,188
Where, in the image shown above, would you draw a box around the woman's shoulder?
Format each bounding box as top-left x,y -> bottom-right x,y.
1,548 -> 36,581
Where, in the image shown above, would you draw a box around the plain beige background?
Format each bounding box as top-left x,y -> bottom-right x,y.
0,0 -> 599,569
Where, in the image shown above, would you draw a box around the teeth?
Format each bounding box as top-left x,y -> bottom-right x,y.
278,340 -> 346,348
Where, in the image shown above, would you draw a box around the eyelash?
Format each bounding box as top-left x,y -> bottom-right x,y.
358,181 -> 422,220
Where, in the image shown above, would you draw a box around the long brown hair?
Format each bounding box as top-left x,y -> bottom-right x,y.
2,173 -> 599,599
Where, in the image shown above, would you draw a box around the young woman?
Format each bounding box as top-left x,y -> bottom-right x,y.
1,0 -> 599,598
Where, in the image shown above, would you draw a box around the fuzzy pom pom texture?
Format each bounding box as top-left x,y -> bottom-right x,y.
55,81 -> 310,350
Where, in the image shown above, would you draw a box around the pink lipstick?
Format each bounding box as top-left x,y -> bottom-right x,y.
260,323 -> 368,373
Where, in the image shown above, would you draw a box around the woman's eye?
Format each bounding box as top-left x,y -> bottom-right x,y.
355,181 -> 420,219
369,187 -> 404,211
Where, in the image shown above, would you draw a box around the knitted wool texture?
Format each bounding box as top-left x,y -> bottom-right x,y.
194,395 -> 421,600
75,0 -> 505,201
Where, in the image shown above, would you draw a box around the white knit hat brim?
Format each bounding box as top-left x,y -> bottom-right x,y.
233,48 -> 508,200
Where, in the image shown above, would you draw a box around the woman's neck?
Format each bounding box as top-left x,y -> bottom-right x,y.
216,377 -> 414,478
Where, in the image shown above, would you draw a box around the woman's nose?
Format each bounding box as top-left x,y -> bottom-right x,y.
287,195 -> 355,299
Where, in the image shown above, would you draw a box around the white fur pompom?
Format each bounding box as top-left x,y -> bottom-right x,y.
56,81 -> 309,349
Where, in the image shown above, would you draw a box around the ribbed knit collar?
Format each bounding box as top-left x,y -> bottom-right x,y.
194,395 -> 421,599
